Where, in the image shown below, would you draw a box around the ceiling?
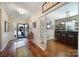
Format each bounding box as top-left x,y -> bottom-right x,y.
47,2 -> 78,20
1,2 -> 43,20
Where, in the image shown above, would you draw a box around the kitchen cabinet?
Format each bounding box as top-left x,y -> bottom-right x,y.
55,31 -> 61,41
55,15 -> 78,49
60,31 -> 67,44
67,31 -> 78,49
55,31 -> 78,49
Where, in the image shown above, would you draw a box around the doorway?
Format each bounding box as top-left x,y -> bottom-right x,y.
17,23 -> 29,39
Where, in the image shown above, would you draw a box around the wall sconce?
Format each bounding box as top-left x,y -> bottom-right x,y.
47,21 -> 52,29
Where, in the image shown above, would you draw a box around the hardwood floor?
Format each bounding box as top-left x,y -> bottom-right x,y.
28,41 -> 49,57
0,38 -> 78,57
0,40 -> 16,57
46,40 -> 78,57
0,38 -> 49,57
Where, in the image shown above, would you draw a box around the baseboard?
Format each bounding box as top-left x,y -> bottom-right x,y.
32,40 -> 45,51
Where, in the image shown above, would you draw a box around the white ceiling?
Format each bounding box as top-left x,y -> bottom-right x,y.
47,2 -> 78,20
1,2 -> 43,20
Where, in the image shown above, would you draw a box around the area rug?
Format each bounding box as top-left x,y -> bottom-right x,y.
17,47 -> 32,57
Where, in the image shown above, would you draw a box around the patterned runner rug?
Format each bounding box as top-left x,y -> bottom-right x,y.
17,47 -> 32,57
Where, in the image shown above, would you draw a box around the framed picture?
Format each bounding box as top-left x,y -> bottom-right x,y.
42,2 -> 60,13
4,21 -> 9,32
32,22 -> 36,28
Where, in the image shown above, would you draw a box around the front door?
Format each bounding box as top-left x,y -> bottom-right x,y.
17,23 -> 29,39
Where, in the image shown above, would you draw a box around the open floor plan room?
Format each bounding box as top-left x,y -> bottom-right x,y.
0,2 -> 79,57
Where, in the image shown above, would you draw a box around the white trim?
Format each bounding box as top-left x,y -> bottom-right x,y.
32,40 -> 45,51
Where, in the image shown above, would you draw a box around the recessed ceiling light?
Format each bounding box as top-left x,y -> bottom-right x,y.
61,22 -> 65,24
16,8 -> 28,15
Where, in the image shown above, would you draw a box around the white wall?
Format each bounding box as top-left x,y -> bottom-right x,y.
29,2 -> 79,51
46,15 -> 55,40
28,2 -> 65,50
0,7 -> 10,51
29,15 -> 45,50
0,5 -> 28,51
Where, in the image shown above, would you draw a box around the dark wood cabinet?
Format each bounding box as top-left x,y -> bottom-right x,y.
55,31 -> 61,41
67,31 -> 78,49
60,31 -> 67,44
55,15 -> 78,49
55,31 -> 78,49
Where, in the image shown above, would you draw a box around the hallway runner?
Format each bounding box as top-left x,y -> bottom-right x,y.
17,47 -> 32,57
